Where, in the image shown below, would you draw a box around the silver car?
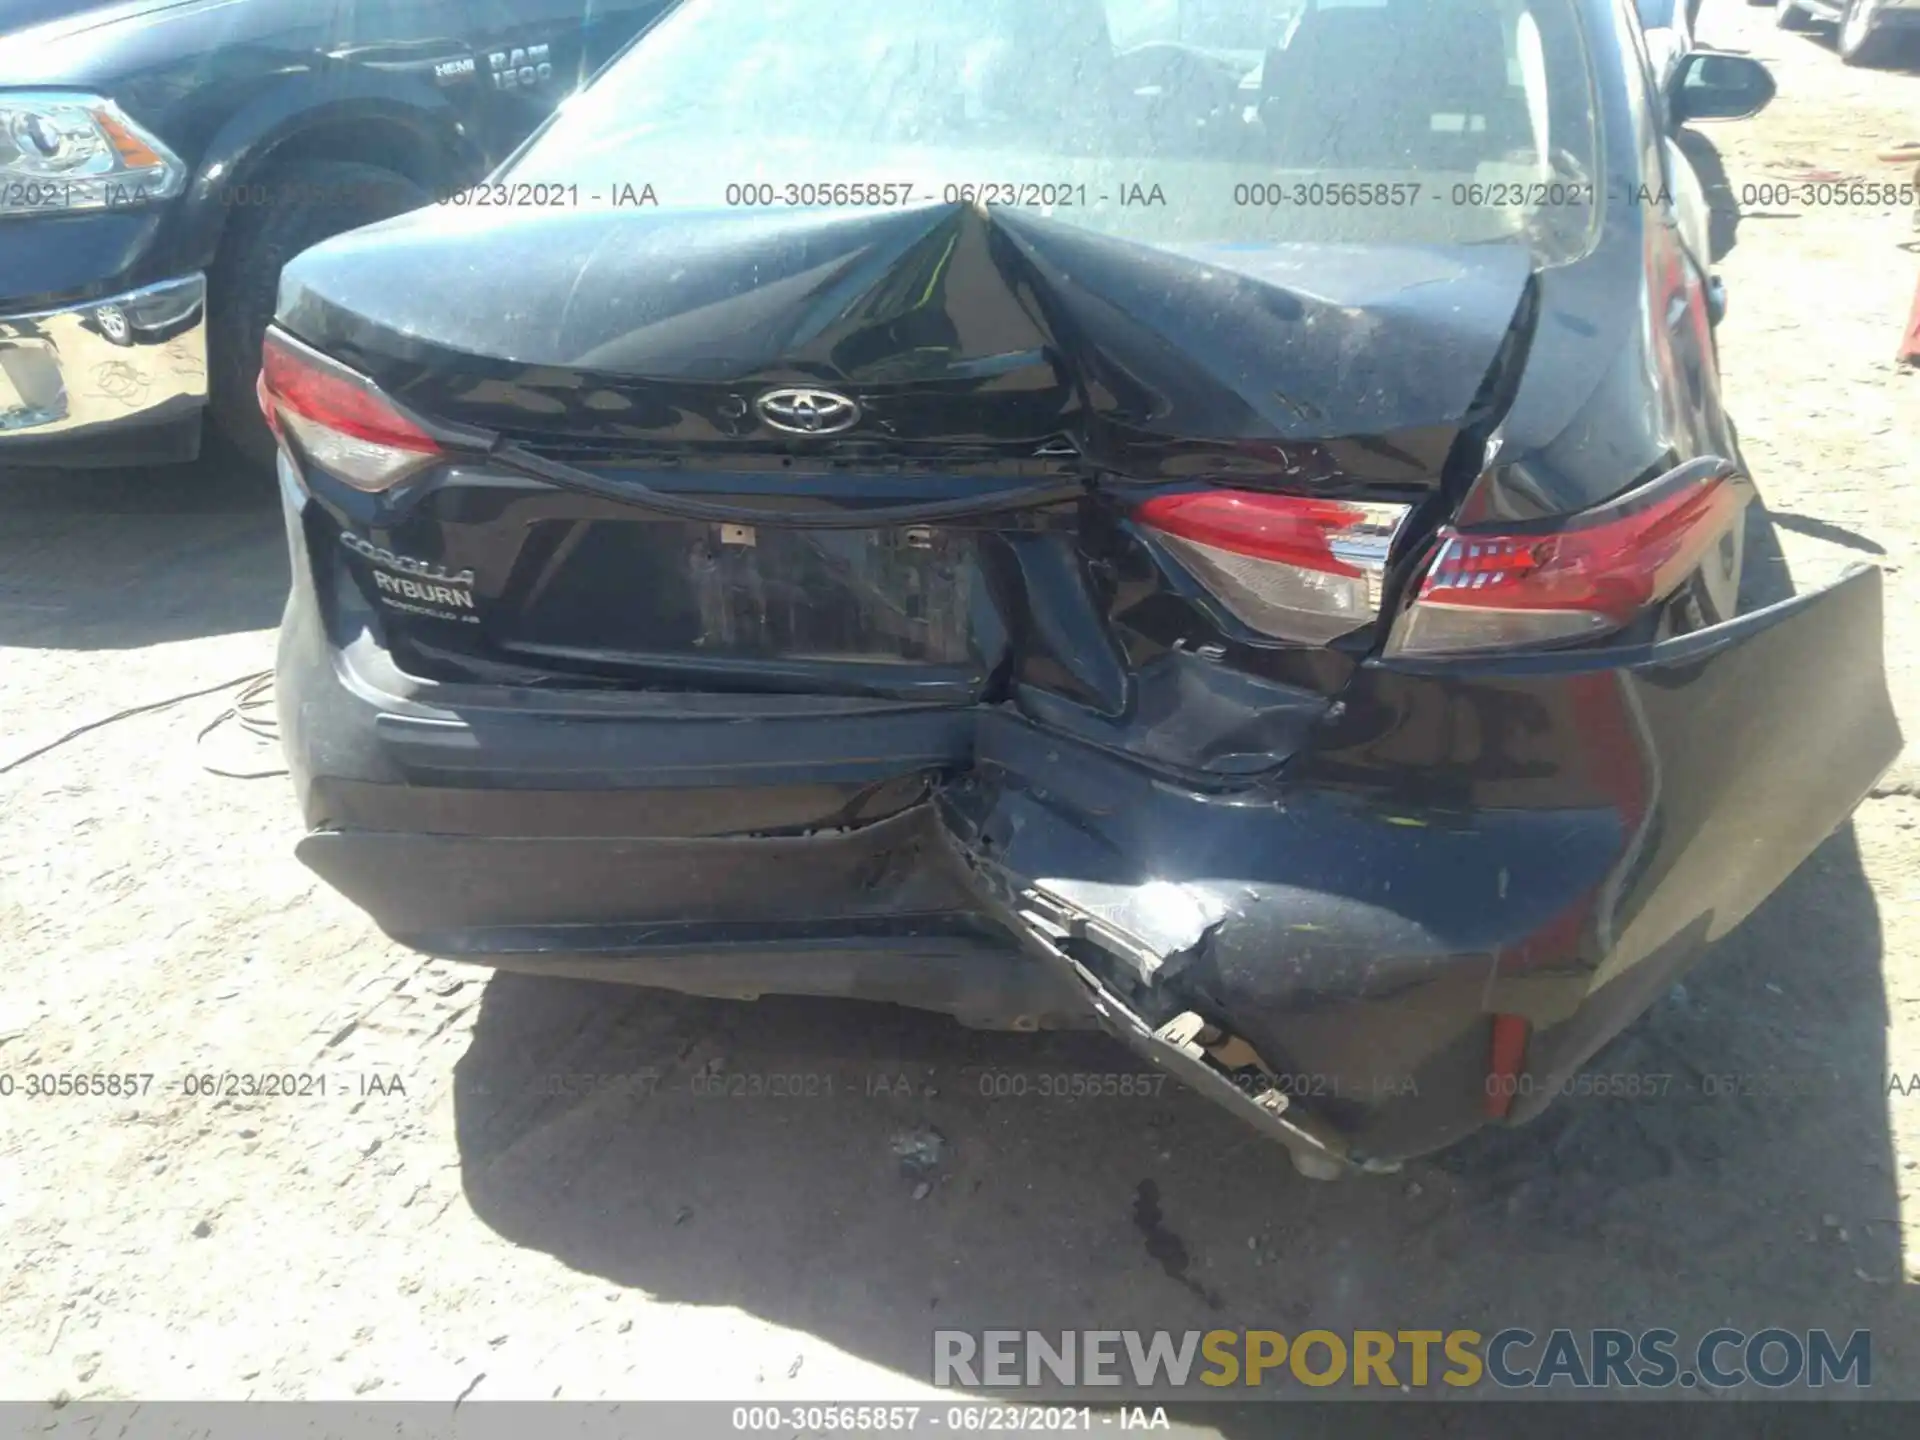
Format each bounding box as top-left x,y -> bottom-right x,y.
1764,0 -> 1920,68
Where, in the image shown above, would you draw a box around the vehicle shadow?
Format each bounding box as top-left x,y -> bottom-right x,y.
0,440 -> 285,651
1675,124 -> 1741,263
451,503 -> 1909,1405
1803,26 -> 1920,75
1767,509 -> 1889,555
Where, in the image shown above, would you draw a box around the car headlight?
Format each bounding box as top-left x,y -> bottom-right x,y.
0,91 -> 186,218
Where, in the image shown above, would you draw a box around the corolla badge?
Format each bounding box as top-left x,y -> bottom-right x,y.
755,387 -> 861,436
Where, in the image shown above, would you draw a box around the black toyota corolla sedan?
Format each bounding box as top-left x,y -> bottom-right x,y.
264,0 -> 1900,1175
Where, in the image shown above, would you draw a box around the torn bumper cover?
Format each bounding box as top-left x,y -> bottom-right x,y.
284,565 -> 1898,1168
940,566 -> 1898,1167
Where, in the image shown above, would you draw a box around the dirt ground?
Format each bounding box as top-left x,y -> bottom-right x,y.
4,0 -> 1920,1414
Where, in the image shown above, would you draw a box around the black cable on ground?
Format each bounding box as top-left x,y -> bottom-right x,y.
195,671 -> 287,779
0,671 -> 273,779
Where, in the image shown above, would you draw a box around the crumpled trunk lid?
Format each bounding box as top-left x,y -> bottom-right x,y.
280,202 -> 1536,731
280,201 -> 1535,483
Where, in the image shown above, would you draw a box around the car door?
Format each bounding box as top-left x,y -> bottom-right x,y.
1619,2 -> 1713,285
1664,131 -> 1713,282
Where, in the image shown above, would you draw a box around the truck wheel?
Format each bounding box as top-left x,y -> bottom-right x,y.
1838,0 -> 1900,64
207,159 -> 429,468
1775,0 -> 1817,28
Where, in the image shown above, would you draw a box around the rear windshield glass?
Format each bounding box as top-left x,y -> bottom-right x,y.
509,0 -> 1603,262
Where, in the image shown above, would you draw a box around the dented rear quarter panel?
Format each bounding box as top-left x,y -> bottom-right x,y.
943,568 -> 1898,1162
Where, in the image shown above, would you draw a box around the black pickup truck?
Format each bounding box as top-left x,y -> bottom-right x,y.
0,0 -> 669,469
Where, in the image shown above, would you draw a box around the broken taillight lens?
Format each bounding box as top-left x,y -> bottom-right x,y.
1387,465 -> 1747,657
1136,491 -> 1411,644
258,328 -> 444,492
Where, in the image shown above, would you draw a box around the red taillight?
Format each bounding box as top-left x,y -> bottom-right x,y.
258,329 -> 443,491
1136,490 -> 1410,644
1388,466 -> 1747,657
1483,1013 -> 1530,1120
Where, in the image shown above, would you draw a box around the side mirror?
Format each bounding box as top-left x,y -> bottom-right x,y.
1669,50 -> 1776,125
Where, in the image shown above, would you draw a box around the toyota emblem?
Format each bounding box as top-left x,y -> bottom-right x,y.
755,386 -> 860,436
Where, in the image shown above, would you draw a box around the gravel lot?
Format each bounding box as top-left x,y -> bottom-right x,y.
4,0 -> 1920,1414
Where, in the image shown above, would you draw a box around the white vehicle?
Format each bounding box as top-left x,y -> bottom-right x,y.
1757,0 -> 1920,68
1634,0 -> 1699,90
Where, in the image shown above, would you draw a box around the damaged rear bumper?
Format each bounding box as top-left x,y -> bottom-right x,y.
280,558 -> 1898,1169
939,566 -> 1898,1167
